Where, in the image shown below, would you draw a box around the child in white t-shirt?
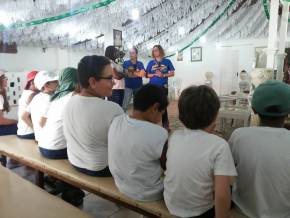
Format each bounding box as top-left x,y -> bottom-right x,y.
229,80 -> 290,218
108,84 -> 168,201
164,85 -> 237,218
38,67 -> 79,159
63,55 -> 124,177
22,71 -> 58,142
17,71 -> 39,139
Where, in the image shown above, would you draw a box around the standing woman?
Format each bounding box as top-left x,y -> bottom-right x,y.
146,45 -> 175,131
0,70 -> 18,135
105,46 -> 125,107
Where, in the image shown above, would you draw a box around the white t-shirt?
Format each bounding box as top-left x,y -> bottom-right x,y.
229,127 -> 290,218
0,95 -> 4,111
164,129 -> 237,217
17,90 -> 34,136
26,92 -> 51,141
108,114 -> 168,201
63,95 -> 124,171
38,93 -> 73,150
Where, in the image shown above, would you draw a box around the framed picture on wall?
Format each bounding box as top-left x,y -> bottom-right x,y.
113,29 -> 122,47
191,47 -> 202,62
177,51 -> 183,61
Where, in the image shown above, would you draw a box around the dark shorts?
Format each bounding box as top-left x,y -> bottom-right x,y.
0,124 -> 17,136
39,147 -> 68,160
73,165 -> 111,177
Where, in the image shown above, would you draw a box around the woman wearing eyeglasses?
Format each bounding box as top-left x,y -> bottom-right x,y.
0,70 -> 17,136
146,45 -> 175,131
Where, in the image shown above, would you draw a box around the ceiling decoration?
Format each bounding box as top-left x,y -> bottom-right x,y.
0,0 -> 282,55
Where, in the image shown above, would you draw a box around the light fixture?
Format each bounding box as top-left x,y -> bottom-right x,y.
200,36 -> 207,43
0,11 -> 12,27
178,27 -> 185,36
131,8 -> 140,20
127,42 -> 133,49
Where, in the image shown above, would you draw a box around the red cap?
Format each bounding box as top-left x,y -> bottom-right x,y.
25,71 -> 38,90
27,71 -> 38,82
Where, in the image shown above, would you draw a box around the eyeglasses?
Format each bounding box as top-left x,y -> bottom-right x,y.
95,76 -> 114,81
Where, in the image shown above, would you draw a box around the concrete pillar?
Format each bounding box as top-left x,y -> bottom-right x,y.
276,1 -> 289,81
266,0 -> 280,70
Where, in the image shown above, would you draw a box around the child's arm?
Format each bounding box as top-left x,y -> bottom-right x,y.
214,175 -> 231,218
160,141 -> 168,170
0,111 -> 17,125
39,117 -> 47,128
21,111 -> 33,129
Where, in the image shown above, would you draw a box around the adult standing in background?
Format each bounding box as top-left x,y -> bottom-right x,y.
105,46 -> 125,107
0,70 -> 18,135
146,45 -> 175,131
122,47 -> 146,111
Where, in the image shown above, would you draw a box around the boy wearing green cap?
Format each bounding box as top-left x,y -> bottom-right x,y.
229,80 -> 290,218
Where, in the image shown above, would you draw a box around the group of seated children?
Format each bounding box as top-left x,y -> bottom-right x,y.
3,53 -> 290,218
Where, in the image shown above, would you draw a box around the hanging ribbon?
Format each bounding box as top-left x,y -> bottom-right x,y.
262,0 -> 290,22
0,0 -> 116,32
165,0 -> 237,58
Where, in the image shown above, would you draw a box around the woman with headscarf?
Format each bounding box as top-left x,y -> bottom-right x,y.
0,70 -> 18,135
38,67 -> 84,206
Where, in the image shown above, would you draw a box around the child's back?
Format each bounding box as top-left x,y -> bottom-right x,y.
165,129 -> 236,217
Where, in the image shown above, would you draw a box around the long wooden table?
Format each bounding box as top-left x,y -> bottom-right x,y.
0,135 -> 248,218
0,165 -> 91,218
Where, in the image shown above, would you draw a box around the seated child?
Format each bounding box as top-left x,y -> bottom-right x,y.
17,71 -> 38,139
63,55 -> 123,177
164,85 -> 237,218
22,71 -> 58,142
229,80 -> 290,218
38,68 -> 79,159
108,84 -> 168,201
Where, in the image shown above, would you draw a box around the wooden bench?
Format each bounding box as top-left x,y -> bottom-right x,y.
0,165 -> 91,218
0,135 -> 248,218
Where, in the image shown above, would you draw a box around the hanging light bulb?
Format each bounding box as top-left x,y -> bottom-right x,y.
178,27 -> 185,36
131,8 -> 140,21
200,36 -> 207,43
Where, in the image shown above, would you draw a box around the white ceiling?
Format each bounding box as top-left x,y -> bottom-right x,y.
0,0 -> 285,55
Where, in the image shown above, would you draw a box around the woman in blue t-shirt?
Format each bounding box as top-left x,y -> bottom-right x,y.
146,45 -> 175,131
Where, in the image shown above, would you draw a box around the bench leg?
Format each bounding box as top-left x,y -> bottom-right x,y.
0,155 -> 7,167
36,171 -> 44,189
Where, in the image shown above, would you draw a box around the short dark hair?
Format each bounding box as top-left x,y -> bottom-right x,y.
178,85 -> 220,130
105,46 -> 118,61
77,55 -> 111,88
133,84 -> 168,112
152,45 -> 165,58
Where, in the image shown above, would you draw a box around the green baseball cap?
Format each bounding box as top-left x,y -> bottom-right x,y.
252,80 -> 290,117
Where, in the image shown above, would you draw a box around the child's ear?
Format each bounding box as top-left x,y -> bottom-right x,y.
152,103 -> 160,112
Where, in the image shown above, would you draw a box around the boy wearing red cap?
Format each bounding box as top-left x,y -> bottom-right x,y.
17,71 -> 39,139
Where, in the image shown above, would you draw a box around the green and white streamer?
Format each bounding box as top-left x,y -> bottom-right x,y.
0,0 -> 116,32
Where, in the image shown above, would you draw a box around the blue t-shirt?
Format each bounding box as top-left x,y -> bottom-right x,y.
123,60 -> 145,89
146,58 -> 175,87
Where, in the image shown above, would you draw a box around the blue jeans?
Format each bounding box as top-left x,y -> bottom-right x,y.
0,124 -> 17,136
122,87 -> 140,111
73,165 -> 111,177
108,89 -> 124,107
39,147 -> 68,160
17,133 -> 35,140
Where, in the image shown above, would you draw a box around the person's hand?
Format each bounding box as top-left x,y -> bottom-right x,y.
156,70 -> 163,78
